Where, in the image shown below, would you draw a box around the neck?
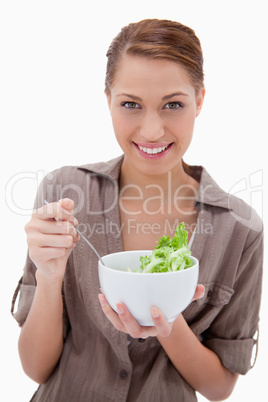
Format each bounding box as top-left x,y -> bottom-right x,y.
119,157 -> 198,202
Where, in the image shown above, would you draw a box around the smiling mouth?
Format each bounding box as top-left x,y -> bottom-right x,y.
134,142 -> 173,155
138,145 -> 168,154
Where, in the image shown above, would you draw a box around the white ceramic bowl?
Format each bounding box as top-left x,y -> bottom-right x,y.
98,250 -> 199,326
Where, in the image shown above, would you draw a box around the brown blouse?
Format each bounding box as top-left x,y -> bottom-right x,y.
11,155 -> 263,402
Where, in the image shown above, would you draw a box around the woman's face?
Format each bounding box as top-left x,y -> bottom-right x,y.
106,55 -> 205,176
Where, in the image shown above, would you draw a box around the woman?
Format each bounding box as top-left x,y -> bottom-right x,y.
11,19 -> 263,401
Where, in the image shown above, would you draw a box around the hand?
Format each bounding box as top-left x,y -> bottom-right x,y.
25,198 -> 80,281
98,284 -> 205,339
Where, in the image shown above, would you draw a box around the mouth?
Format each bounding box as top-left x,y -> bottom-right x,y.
133,142 -> 173,159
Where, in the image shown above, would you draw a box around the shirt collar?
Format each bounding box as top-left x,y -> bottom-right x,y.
78,155 -> 124,181
193,166 -> 232,210
78,155 -> 231,211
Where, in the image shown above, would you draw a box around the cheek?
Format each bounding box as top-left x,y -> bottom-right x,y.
112,112 -> 136,139
110,110 -> 122,133
169,111 -> 196,137
111,114 -> 130,148
181,108 -> 197,131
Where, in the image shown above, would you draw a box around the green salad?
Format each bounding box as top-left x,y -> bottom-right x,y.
139,223 -> 194,273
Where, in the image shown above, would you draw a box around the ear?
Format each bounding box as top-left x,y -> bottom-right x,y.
195,87 -> 205,117
106,91 -> 111,111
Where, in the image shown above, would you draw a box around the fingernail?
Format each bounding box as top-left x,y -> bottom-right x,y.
73,217 -> 78,225
151,307 -> 159,318
116,303 -> 124,315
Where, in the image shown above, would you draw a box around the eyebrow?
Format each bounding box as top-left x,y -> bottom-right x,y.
116,93 -> 142,101
116,92 -> 189,101
162,92 -> 189,100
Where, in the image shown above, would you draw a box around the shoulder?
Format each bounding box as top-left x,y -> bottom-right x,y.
36,156 -> 124,211
43,155 -> 124,186
194,165 -> 263,241
228,193 -> 263,235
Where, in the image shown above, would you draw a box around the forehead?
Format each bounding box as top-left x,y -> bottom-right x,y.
111,55 -> 195,96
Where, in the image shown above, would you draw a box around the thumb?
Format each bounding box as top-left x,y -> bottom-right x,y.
58,198 -> 75,212
192,284 -> 205,301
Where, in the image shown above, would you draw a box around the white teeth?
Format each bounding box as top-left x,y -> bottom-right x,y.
138,145 -> 169,154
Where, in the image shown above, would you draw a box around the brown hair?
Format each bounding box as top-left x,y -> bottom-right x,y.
105,19 -> 204,95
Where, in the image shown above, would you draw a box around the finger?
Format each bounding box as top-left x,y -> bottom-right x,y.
150,307 -> 172,337
192,284 -> 205,301
58,198 -> 75,213
52,220 -> 80,242
115,303 -> 157,339
34,202 -> 77,223
29,233 -> 75,249
116,303 -> 160,338
98,294 -> 126,333
35,220 -> 79,239
58,199 -> 79,227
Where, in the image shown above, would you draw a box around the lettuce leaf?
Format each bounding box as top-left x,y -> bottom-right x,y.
139,223 -> 193,273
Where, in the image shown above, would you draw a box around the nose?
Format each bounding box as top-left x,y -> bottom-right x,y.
139,111 -> 165,141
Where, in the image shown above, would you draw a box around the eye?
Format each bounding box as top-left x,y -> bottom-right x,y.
121,101 -> 141,109
164,101 -> 183,110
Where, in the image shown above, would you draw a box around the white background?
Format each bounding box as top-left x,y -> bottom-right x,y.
1,1 -> 267,401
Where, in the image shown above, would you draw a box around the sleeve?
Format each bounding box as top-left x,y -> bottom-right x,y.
10,170 -> 70,339
203,228 -> 263,374
11,256 -> 37,326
